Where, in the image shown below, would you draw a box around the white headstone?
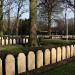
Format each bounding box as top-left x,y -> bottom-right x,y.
23,39 -> 25,44
51,48 -> 56,64
45,49 -> 50,65
0,59 -> 2,75
66,46 -> 70,58
62,46 -> 66,60
13,39 -> 16,44
6,55 -> 15,75
18,53 -> 26,73
71,45 -> 74,57
74,45 -> 75,56
0,37 -> 1,39
6,39 -> 8,45
10,39 -> 12,45
37,50 -> 43,68
2,39 -> 4,46
26,39 -> 28,43
28,51 -> 35,70
57,47 -> 61,62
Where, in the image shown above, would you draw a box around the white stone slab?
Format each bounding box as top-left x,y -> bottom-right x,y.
62,46 -> 66,60
18,53 -> 26,73
71,45 -> 74,57
0,59 -> 2,75
51,48 -> 56,64
37,50 -> 43,68
6,55 -> 15,75
57,47 -> 61,62
28,51 -> 35,70
45,49 -> 50,65
66,46 -> 70,58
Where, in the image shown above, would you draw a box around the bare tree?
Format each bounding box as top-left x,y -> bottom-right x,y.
0,0 -> 4,35
29,0 -> 38,47
38,0 -> 64,34
14,0 -> 26,35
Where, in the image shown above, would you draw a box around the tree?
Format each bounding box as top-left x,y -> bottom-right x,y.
3,0 -> 27,35
0,0 -> 3,35
19,19 -> 30,35
29,0 -> 38,47
14,0 -> 26,35
66,0 -> 75,8
38,0 -> 64,34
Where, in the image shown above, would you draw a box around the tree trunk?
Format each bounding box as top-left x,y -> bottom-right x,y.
74,0 -> 75,34
0,0 -> 3,35
29,0 -> 38,48
48,11 -> 51,35
47,0 -> 52,35
16,0 -> 21,35
16,15 -> 19,35
6,1 -> 11,44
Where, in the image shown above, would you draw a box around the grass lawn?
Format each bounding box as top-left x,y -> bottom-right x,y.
42,60 -> 75,75
0,39 -> 75,53
0,45 -> 29,54
41,39 -> 75,46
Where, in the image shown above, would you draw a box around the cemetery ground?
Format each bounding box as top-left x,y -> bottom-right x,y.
1,38 -> 75,52
40,39 -> 75,47
20,59 -> 75,75
0,39 -> 75,75
42,59 -> 75,75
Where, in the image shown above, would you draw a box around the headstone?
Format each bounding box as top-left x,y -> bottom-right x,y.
18,53 -> 26,73
51,48 -> 56,64
62,46 -> 66,60
57,47 -> 61,62
26,38 -> 28,43
6,39 -> 8,45
0,59 -> 2,75
6,55 -> 15,75
10,39 -> 12,45
28,51 -> 35,70
13,39 -> 16,44
71,45 -> 74,57
23,38 -> 25,44
74,45 -> 75,56
45,49 -> 50,65
2,39 -> 4,46
37,50 -> 43,68
66,46 -> 70,58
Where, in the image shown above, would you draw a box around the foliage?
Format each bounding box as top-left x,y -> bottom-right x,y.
19,19 -> 30,35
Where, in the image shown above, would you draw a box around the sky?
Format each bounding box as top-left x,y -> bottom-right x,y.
22,5 -> 74,20
63,8 -> 74,19
15,0 -> 74,20
3,0 -> 74,20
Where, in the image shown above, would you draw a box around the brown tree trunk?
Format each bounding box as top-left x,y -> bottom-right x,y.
29,0 -> 38,48
74,0 -> 75,34
16,15 -> 19,35
48,11 -> 51,35
0,0 -> 3,35
15,0 -> 21,35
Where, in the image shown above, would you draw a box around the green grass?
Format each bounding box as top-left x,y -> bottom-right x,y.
0,45 -> 29,54
41,39 -> 75,46
43,60 -> 75,75
62,38 -> 75,40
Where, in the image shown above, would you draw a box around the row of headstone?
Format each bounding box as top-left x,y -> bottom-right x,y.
40,35 -> 75,39
0,37 -> 28,46
0,45 -> 75,75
